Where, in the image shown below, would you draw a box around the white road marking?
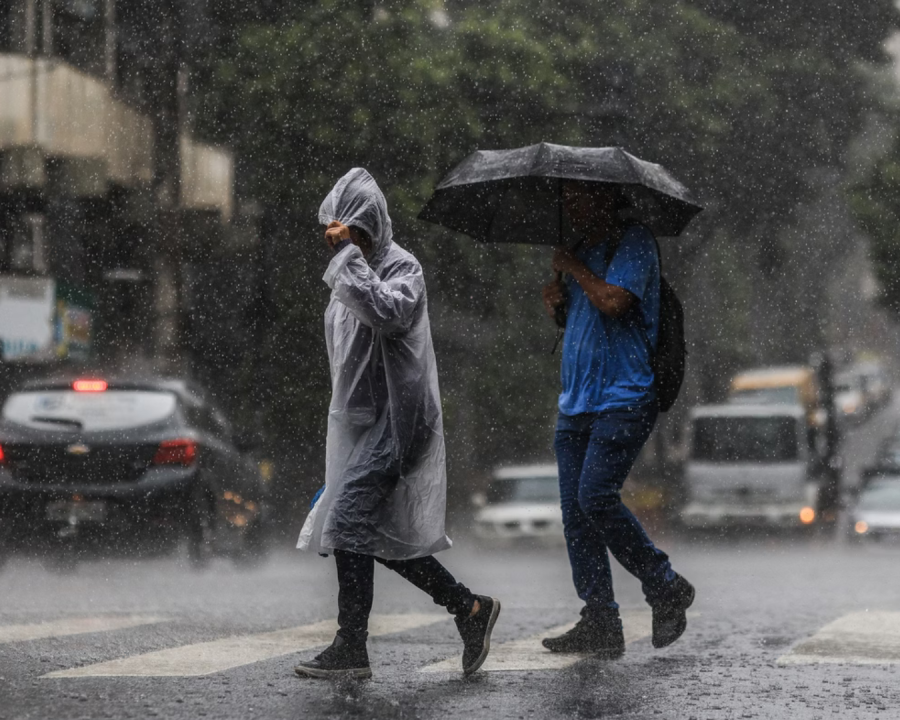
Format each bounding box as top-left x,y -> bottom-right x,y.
0,615 -> 167,645
44,613 -> 444,678
421,610 -> 653,673
778,611 -> 900,666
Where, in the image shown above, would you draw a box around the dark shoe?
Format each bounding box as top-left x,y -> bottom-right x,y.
651,574 -> 695,649
455,595 -> 501,675
542,611 -> 625,658
294,635 -> 372,679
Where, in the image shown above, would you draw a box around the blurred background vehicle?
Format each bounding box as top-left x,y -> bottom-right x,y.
728,365 -> 827,428
834,370 -> 868,426
861,433 -> 900,485
471,464 -> 563,544
850,475 -> 900,542
0,375 -> 269,569
728,365 -> 820,408
854,360 -> 892,411
727,365 -> 830,462
680,404 -> 822,529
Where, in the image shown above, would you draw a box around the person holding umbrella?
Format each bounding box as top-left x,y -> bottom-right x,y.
294,168 -> 500,679
540,180 -> 694,657
419,143 -> 701,658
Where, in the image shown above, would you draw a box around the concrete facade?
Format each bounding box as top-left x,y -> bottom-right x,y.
0,0 -> 240,378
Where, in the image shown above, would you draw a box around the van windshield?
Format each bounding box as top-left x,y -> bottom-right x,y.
692,416 -> 800,463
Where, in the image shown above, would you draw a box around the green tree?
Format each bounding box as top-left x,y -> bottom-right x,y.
850,138 -> 900,317
195,0 -> 900,519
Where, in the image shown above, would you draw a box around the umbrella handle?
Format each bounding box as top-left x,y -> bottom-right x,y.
553,272 -> 567,325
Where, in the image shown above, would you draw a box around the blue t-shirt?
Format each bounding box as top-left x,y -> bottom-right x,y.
559,225 -> 660,415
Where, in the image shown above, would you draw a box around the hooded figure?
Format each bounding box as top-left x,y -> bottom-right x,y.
298,167 -> 450,559
293,169 -> 500,681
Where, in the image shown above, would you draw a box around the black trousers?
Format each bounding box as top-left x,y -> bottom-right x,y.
334,549 -> 476,642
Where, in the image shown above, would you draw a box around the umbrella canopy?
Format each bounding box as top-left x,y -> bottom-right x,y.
418,143 -> 702,243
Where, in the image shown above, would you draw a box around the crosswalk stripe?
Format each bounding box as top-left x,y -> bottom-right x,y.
43,613 -> 444,678
420,610 -> 653,673
777,611 -> 900,666
0,615 -> 167,645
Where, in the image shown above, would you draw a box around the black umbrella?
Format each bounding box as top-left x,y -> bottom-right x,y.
418,143 -> 702,243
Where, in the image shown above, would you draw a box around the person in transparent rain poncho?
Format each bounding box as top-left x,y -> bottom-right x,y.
294,169 -> 500,680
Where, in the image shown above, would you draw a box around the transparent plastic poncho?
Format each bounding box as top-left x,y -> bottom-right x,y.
297,168 -> 451,559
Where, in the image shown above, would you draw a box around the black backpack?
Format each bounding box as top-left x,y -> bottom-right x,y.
653,269 -> 687,412
607,231 -> 687,412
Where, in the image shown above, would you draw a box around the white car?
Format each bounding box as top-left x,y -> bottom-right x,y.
851,477 -> 900,542
472,464 -> 564,543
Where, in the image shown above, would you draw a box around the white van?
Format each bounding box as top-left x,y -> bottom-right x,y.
681,404 -> 821,527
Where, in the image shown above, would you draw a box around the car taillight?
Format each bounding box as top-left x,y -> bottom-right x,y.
0,444 -> 5,463
153,439 -> 197,466
73,379 -> 108,392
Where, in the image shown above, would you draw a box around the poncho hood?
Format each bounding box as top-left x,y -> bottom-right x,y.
319,168 -> 393,263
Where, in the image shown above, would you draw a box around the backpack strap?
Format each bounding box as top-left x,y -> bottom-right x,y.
651,232 -> 663,274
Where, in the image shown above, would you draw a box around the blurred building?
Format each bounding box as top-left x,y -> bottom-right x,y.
0,0 -> 257,386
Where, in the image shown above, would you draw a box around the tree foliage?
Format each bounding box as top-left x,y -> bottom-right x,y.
195,0 -> 899,514
850,140 -> 900,317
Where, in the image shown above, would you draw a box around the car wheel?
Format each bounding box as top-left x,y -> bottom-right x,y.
186,487 -> 216,569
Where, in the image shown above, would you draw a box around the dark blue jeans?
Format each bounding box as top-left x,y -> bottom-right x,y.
555,405 -> 675,614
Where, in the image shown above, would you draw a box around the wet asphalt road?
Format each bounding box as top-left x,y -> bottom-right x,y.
2,401 -> 900,720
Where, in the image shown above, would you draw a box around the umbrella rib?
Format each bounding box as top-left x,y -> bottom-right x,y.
531,142 -> 549,178
619,148 -> 647,185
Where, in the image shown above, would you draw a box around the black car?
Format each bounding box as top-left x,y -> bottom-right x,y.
0,375 -> 267,567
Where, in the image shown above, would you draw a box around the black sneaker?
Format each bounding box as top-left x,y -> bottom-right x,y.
651,574 -> 695,649
455,595 -> 501,675
541,610 -> 625,658
294,635 -> 372,679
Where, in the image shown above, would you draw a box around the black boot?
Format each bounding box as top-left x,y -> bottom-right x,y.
294,635 -> 371,679
455,595 -> 501,675
651,574 -> 695,649
542,608 -> 625,658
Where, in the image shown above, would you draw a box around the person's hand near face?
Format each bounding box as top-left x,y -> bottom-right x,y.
325,221 -> 351,251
